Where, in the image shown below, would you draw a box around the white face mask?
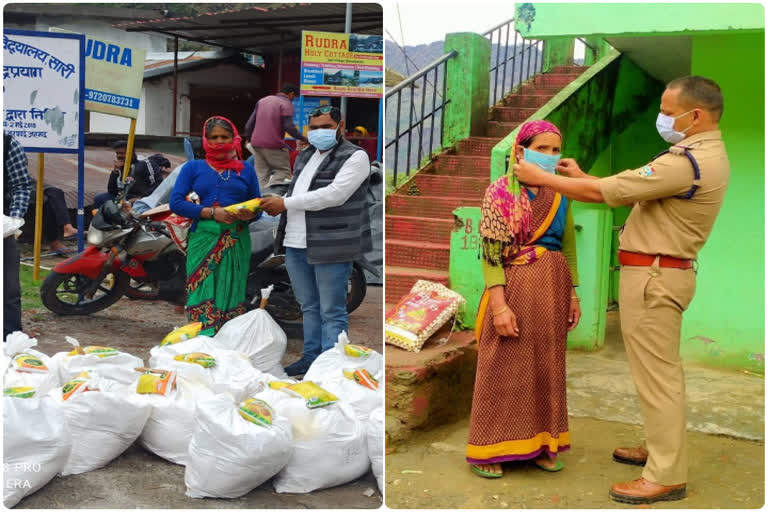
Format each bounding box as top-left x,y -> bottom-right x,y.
656,110 -> 695,144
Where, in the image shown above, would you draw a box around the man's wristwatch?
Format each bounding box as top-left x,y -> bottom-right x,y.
210,207 -> 216,220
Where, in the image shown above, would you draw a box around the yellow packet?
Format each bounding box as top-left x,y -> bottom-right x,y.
343,344 -> 372,358
283,381 -> 339,409
160,322 -> 202,346
4,386 -> 36,398
238,398 -> 274,427
62,372 -> 93,401
136,369 -> 177,396
223,198 -> 262,214
267,381 -> 293,390
13,354 -> 48,373
173,352 -> 216,368
342,368 -> 379,390
67,346 -> 119,358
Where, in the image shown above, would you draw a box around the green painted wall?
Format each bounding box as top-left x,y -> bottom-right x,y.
675,32 -> 765,372
442,33 -> 490,147
516,3 -> 765,38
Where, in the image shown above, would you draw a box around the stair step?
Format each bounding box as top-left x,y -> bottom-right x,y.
487,121 -> 521,138
550,65 -> 590,74
431,155 -> 491,177
492,106 -> 539,122
385,266 -> 450,303
385,215 -> 454,245
386,194 -> 482,219
412,174 -> 488,199
456,137 -> 503,156
520,84 -> 561,95
386,239 -> 450,271
503,94 -> 554,108
534,73 -> 582,88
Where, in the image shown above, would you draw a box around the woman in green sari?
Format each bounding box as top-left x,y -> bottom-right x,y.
169,117 -> 261,336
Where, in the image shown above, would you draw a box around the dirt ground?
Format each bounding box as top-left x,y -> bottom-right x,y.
385,416 -> 764,509
13,277 -> 384,509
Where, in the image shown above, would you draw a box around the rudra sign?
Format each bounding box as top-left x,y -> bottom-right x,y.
49,28 -> 145,119
300,31 -> 383,99
3,30 -> 84,153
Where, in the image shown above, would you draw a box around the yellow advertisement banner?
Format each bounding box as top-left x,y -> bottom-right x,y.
300,31 -> 383,98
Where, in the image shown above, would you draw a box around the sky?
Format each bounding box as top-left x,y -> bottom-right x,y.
384,2 -> 517,47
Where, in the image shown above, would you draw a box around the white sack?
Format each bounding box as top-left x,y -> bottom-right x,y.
367,408 -> 384,493
3,332 -> 59,395
184,395 -> 293,498
51,337 -> 143,386
48,375 -> 151,476
303,332 -> 383,383
3,394 -> 71,508
149,336 -> 268,402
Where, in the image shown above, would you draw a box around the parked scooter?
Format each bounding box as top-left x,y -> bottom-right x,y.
40,181 -> 372,323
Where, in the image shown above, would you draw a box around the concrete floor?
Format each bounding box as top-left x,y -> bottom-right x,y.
385,311 -> 765,509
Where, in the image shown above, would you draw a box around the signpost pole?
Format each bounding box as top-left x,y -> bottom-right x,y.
32,154 -> 44,281
340,2 -> 353,124
77,35 -> 85,253
298,95 -> 305,134
122,118 -> 138,182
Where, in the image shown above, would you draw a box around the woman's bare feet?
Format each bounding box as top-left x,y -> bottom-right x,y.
479,463 -> 502,476
534,454 -> 559,470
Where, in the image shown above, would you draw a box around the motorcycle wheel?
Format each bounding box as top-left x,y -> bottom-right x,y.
40,271 -> 130,315
346,264 -> 367,313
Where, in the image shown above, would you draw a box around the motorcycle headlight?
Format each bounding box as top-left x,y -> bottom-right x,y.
87,228 -> 105,246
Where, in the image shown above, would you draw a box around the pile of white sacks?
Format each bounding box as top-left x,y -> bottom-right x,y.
2,294 -> 383,507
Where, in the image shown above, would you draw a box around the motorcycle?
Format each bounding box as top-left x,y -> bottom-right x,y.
40,181 -> 372,323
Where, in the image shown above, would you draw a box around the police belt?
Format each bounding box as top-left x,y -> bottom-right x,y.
618,251 -> 694,270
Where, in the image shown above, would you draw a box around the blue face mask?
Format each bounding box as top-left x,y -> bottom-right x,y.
308,127 -> 339,150
523,147 -> 560,174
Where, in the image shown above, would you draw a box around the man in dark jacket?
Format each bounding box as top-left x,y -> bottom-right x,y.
262,106 -> 372,376
93,140 -> 163,208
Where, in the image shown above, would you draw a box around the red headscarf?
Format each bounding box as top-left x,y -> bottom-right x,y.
202,116 -> 244,173
515,120 -> 562,148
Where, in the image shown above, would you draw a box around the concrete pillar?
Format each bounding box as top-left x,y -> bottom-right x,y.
442,32 -> 491,146
543,37 -> 575,72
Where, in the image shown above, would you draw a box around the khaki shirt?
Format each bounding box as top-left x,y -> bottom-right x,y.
599,130 -> 730,260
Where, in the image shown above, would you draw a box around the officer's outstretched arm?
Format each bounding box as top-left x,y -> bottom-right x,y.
536,173 -> 604,203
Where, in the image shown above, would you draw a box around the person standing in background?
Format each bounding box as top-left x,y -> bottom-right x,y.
3,133 -> 32,340
244,84 -> 308,189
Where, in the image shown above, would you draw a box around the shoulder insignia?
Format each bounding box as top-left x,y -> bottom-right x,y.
637,164 -> 655,177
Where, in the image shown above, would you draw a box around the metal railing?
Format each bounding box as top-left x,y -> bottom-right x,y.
484,19 -> 545,107
385,50 -> 457,188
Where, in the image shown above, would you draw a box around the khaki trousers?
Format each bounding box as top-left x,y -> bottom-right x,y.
252,147 -> 291,190
618,258 -> 696,485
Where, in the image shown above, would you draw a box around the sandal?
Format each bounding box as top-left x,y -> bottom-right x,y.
470,464 -> 503,479
533,459 -> 564,472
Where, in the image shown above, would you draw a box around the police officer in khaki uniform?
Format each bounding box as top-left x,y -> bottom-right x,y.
513,76 -> 729,505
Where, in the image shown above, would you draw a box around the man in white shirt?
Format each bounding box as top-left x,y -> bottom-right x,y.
262,106 -> 372,376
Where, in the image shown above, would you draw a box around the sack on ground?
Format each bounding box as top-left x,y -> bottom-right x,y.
137,373 -> 215,466
367,407 -> 384,492
3,332 -> 59,395
51,337 -> 144,386
150,336 -> 269,402
214,286 -> 286,372
303,331 -> 383,383
268,390 -> 369,493
3,393 -> 72,508
319,374 -> 383,424
48,373 -> 151,476
184,394 -> 292,498
385,280 -> 466,352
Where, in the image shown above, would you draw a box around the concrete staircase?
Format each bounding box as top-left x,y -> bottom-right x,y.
385,66 -> 588,305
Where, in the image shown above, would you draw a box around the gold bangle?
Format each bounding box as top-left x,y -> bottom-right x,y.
492,305 -> 509,316
571,295 -> 579,300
